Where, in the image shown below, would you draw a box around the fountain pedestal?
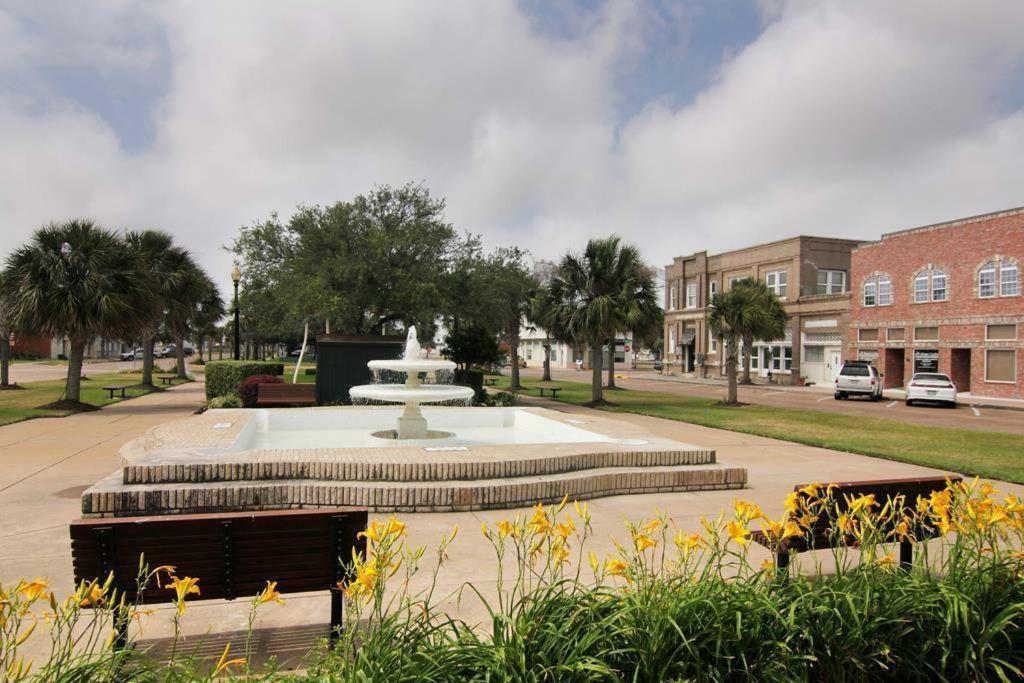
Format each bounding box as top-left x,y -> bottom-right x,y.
397,402 -> 428,439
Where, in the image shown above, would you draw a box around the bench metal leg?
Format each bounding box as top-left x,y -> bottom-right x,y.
899,541 -> 913,570
775,549 -> 790,572
113,607 -> 130,651
329,589 -> 344,643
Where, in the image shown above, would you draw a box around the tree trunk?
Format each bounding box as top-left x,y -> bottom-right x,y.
605,337 -> 616,389
0,332 -> 10,388
509,338 -> 522,390
590,344 -> 604,404
66,338 -> 87,403
542,342 -> 552,381
219,340 -> 224,360
141,336 -> 156,387
726,336 -> 739,405
175,336 -> 187,378
740,333 -> 753,385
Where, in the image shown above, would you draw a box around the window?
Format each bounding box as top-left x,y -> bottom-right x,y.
914,271 -> 929,303
862,274 -> 892,306
551,349 -> 558,362
685,283 -> 697,308
914,326 -> 939,341
979,262 -> 996,298
816,270 -> 846,295
858,328 -> 879,342
863,280 -> 877,306
914,268 -> 947,302
1002,263 -> 1019,296
727,276 -> 741,289
803,345 -> 824,363
709,336 -> 717,353
887,327 -> 905,341
668,285 -> 677,310
987,324 -> 1017,341
877,276 -> 892,305
985,349 -> 1016,383
750,351 -> 759,370
709,280 -> 718,300
765,271 -> 788,298
668,328 -> 675,353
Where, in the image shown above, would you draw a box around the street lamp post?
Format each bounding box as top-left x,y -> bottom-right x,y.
231,266 -> 241,361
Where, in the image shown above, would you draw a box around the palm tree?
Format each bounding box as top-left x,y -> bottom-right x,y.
124,231 -> 189,387
1,220 -> 152,404
545,237 -> 660,405
733,278 -> 789,385
487,248 -> 536,391
165,256 -> 224,379
0,305 -> 11,389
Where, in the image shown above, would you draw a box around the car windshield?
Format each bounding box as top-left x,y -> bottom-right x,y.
841,365 -> 870,376
913,373 -> 950,382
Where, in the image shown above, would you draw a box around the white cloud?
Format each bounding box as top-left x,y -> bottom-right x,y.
1,0 -> 1023,296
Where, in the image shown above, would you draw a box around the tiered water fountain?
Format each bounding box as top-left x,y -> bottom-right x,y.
350,327 -> 474,440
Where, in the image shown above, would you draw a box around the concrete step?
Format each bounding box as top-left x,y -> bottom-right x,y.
122,447 -> 717,485
84,463 -> 747,516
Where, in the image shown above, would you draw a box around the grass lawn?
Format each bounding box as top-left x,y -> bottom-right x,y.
0,372 -> 185,428
493,377 -> 1024,484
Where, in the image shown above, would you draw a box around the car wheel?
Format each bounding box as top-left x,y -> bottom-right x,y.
905,399 -> 912,407
947,401 -> 957,409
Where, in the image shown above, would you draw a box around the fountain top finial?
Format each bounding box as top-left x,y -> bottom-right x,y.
404,326 -> 421,360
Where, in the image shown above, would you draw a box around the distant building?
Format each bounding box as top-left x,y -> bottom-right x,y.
848,207 -> 1023,399
664,236 -> 864,386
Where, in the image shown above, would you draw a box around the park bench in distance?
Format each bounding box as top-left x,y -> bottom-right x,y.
255,383 -> 316,407
70,507 -> 368,649
751,475 -> 961,570
537,383 -> 562,398
101,385 -> 129,400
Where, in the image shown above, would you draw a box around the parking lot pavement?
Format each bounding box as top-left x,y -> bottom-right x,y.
518,367 -> 1024,435
9,359 -> 176,383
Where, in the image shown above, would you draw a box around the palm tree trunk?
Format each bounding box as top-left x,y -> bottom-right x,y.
141,336 -> 156,387
542,342 -> 551,381
726,336 -> 739,405
175,336 -> 187,378
741,333 -> 753,385
66,338 -> 86,403
590,344 -> 604,404
605,337 -> 616,389
0,333 -> 10,388
509,338 -> 522,390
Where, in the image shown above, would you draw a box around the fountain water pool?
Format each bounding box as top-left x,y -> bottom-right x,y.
349,326 -> 474,439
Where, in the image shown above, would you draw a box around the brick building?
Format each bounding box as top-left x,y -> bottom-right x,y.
848,207 -> 1023,399
664,236 -> 863,386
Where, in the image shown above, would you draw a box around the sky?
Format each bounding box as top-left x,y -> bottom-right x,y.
2,0 -> 1023,296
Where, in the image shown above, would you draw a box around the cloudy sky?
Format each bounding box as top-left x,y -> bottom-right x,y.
2,0 -> 1023,292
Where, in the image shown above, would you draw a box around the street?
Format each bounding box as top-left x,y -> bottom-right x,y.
518,367 -> 1024,436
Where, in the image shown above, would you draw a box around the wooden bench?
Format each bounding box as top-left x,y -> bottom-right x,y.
158,375 -> 176,386
255,383 -> 316,407
537,384 -> 561,398
70,507 -> 367,649
101,385 -> 128,400
752,476 -> 961,570
483,377 -> 499,386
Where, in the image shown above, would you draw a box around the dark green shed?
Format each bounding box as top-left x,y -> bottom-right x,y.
314,334 -> 404,405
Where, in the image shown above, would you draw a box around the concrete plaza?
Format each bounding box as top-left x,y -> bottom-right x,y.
2,379 -> 1020,663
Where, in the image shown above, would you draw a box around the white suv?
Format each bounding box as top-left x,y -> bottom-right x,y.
834,361 -> 883,401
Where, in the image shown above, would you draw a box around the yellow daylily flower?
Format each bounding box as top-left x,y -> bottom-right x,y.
167,576 -> 200,615
253,581 -> 284,607
726,520 -> 750,547
16,579 -> 49,602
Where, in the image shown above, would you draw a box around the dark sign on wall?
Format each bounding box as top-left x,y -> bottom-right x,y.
914,349 -> 939,373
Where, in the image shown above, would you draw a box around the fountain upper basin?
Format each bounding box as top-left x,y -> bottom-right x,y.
349,383 -> 474,404
366,358 -> 457,374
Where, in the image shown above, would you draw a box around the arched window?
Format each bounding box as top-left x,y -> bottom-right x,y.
979,262 -> 997,298
862,274 -> 892,307
914,267 -> 947,302
1002,262 -> 1019,297
877,275 -> 892,305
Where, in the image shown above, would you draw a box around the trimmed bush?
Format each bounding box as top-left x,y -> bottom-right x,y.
237,374 -> 283,408
207,393 -> 242,409
204,360 -> 284,399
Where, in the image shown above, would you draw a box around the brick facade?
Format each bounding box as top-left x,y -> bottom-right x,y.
848,207 -> 1024,399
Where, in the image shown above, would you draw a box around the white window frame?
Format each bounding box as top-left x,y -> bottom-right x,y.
863,280 -> 877,307
913,271 -> 929,303
668,328 -> 675,354
709,280 -> 718,300
685,283 -> 697,309
1001,262 -> 1019,297
931,269 -> 947,301
727,276 -> 741,289
877,276 -> 892,306
668,285 -> 677,310
984,348 -> 1017,384
709,335 -> 717,353
765,270 -> 788,299
817,270 -> 846,295
985,323 -> 1017,341
979,262 -> 996,298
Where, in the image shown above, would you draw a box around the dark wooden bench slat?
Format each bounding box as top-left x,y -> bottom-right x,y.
255,383 -> 316,407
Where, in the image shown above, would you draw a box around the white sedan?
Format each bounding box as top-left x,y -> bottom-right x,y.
905,372 -> 957,408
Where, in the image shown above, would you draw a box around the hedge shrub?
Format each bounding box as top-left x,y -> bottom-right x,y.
204,360 -> 284,399
237,374 -> 283,408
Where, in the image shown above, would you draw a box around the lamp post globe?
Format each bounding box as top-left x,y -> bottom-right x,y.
231,266 -> 241,361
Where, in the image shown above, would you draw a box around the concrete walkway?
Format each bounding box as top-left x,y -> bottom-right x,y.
2,385 -> 1021,665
